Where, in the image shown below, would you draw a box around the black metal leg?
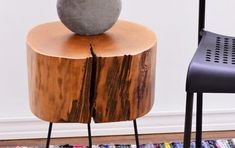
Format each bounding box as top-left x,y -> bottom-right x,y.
196,93 -> 203,148
87,123 -> 92,148
133,120 -> 140,148
183,92 -> 194,148
46,122 -> 53,148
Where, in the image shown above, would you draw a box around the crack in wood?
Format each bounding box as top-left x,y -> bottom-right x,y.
89,44 -> 98,121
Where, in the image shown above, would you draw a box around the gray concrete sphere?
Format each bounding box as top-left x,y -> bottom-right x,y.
57,0 -> 122,35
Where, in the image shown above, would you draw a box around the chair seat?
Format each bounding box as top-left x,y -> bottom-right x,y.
186,31 -> 235,93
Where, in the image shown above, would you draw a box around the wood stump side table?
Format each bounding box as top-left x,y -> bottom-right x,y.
27,20 -> 157,147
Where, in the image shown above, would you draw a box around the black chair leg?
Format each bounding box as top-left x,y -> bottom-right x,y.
133,120 -> 140,148
183,92 -> 194,148
46,122 -> 53,148
196,93 -> 203,148
87,123 -> 92,148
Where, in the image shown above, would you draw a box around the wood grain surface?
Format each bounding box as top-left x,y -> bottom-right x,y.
27,47 -> 92,123
27,20 -> 157,123
92,48 -> 156,122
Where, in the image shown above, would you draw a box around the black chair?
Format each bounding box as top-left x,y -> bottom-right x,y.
183,0 -> 235,148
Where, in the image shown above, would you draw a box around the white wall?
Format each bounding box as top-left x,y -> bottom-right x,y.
1,0 -> 235,140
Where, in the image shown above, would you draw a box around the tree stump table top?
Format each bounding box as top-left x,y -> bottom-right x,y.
27,20 -> 157,123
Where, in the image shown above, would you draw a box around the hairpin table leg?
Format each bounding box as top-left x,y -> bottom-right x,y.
133,120 -> 140,148
46,122 -> 53,148
88,123 -> 92,148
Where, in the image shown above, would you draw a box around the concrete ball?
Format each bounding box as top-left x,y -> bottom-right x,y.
57,0 -> 122,35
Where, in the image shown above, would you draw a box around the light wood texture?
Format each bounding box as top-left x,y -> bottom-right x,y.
90,21 -> 157,57
27,23 -> 93,123
27,20 -> 157,123
1,131 -> 235,146
27,22 -> 92,58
